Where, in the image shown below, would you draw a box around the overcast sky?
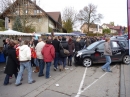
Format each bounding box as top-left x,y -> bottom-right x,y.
37,0 -> 127,29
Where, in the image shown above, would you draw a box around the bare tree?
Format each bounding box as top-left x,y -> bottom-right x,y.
77,3 -> 103,33
62,7 -> 77,32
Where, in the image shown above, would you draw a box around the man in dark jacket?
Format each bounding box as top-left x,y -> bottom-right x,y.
80,37 -> 85,49
52,36 -> 60,71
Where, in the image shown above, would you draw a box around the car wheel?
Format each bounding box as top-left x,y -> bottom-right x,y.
83,58 -> 92,67
123,55 -> 130,64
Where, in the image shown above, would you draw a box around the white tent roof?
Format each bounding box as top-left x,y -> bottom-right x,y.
0,30 -> 33,36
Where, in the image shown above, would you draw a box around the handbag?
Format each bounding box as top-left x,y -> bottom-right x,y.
60,43 -> 70,55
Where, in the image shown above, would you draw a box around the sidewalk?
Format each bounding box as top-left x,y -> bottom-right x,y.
120,64 -> 130,97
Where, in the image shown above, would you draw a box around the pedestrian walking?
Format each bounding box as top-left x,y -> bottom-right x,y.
4,40 -> 18,85
15,40 -> 36,86
101,37 -> 112,72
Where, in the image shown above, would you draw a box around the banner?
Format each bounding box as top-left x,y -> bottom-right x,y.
128,0 -> 130,55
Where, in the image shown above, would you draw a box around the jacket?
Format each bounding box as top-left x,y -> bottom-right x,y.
104,42 -> 112,56
52,39 -> 60,53
68,41 -> 75,56
30,47 -> 37,58
41,44 -> 55,62
35,41 -> 45,59
79,39 -> 85,49
75,41 -> 81,52
19,45 -> 31,61
4,47 -> 18,75
59,40 -> 69,57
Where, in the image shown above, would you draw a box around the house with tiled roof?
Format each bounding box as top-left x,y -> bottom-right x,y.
80,23 -> 103,34
46,12 -> 62,32
0,0 -> 62,33
102,23 -> 123,34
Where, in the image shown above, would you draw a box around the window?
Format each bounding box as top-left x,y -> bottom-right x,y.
26,10 -> 28,14
96,42 -> 104,50
39,11 -> 42,13
34,10 -> 37,15
86,41 -> 100,50
37,10 -> 39,13
119,41 -> 126,47
38,18 -> 42,22
112,41 -> 119,48
34,10 -> 39,15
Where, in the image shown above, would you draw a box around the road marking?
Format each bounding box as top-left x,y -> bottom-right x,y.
75,67 -> 88,97
75,65 -> 116,97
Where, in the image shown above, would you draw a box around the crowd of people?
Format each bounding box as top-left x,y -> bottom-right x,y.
2,35 -> 105,86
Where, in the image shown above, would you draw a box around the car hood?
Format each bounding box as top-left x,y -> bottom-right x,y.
77,49 -> 89,53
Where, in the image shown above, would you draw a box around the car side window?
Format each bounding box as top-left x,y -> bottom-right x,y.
119,41 -> 126,47
112,41 -> 119,48
96,43 -> 104,50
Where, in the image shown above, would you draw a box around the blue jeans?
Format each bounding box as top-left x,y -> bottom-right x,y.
34,58 -> 39,66
6,56 -> 8,65
68,55 -> 73,62
38,59 -> 45,76
102,56 -> 111,71
15,61 -> 33,84
59,57 -> 67,68
46,62 -> 51,78
4,74 -> 17,85
54,52 -> 59,69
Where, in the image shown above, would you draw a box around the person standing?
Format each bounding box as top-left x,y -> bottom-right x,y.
41,39 -> 55,79
35,37 -> 45,77
52,36 -> 60,71
15,40 -> 35,86
59,37 -> 69,71
68,37 -> 75,66
101,37 -> 112,72
4,40 -> 18,85
3,38 -> 10,64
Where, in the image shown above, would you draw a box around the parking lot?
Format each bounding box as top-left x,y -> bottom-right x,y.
0,62 -> 124,97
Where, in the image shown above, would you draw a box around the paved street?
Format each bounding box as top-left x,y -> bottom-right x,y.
0,62 -> 124,97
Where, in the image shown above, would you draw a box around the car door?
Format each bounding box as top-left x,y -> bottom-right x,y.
93,42 -> 106,63
110,41 -> 125,62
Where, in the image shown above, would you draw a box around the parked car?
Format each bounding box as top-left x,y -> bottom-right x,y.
74,37 -> 129,67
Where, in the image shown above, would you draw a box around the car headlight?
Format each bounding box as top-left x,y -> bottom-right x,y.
76,52 -> 82,57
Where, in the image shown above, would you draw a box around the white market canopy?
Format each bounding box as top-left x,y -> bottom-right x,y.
0,30 -> 33,36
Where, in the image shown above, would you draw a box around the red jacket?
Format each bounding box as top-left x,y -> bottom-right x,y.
41,44 -> 55,62
30,48 -> 37,58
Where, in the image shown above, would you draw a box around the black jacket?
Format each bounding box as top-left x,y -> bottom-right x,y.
60,41 -> 68,50
59,40 -> 69,57
80,39 -> 85,49
52,39 -> 60,53
75,41 -> 81,52
4,47 -> 18,75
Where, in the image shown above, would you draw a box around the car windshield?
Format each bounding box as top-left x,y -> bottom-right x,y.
86,41 -> 100,50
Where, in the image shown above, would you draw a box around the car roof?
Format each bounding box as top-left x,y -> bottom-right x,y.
110,36 -> 127,41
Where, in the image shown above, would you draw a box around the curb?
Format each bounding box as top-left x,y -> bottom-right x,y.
120,64 -> 126,97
